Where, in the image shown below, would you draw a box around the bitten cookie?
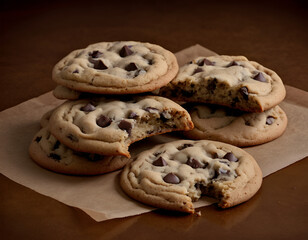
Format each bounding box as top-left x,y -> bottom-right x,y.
154,55 -> 286,112
183,104 -> 287,146
48,96 -> 194,157
52,41 -> 179,95
29,127 -> 129,175
120,140 -> 262,213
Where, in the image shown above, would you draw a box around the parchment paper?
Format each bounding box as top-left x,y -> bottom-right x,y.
0,45 -> 307,222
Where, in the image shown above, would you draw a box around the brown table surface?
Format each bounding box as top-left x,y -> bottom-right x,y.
1,1 -> 307,239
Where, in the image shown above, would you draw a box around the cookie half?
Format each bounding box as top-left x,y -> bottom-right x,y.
120,140 -> 262,213
52,41 -> 179,95
183,104 -> 287,146
155,55 -> 286,112
29,127 -> 129,175
48,96 -> 194,157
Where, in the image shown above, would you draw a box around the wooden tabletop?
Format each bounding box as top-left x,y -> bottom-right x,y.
1,1 -> 307,239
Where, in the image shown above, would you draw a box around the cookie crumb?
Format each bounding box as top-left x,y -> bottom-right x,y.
195,211 -> 202,217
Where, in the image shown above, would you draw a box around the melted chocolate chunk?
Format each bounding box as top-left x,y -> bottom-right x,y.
52,141 -> 61,151
186,158 -> 203,169
153,157 -> 168,166
35,136 -> 42,143
163,173 -> 180,184
239,87 -> 249,100
118,120 -> 132,135
96,115 -> 112,128
226,61 -> 240,67
223,152 -> 238,162
128,111 -> 139,119
198,58 -> 215,66
177,143 -> 193,150
89,50 -> 103,58
89,57 -> 108,70
193,67 -> 203,75
49,153 -> 61,161
207,79 -> 217,93
119,45 -> 133,57
125,62 -> 138,71
253,72 -> 267,82
80,103 -> 96,112
266,116 -> 275,125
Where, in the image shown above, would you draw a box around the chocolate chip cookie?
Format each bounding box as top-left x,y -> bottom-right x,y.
154,55 -> 286,112
48,96 -> 194,157
52,41 -> 179,96
29,127 -> 129,175
120,140 -> 262,213
183,104 -> 287,146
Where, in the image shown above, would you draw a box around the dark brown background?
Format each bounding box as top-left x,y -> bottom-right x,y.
0,1 -> 307,239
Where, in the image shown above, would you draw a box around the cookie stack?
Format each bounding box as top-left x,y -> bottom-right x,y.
155,55 -> 288,147
29,41 -> 194,175
29,42 -> 286,214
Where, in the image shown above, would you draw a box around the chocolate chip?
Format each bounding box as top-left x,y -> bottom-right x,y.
198,58 -> 215,66
67,134 -> 78,142
148,59 -> 153,65
118,120 -> 132,135
193,67 -> 203,75
96,115 -> 112,128
90,59 -> 108,70
35,136 -> 42,143
153,157 -> 167,166
266,116 -> 275,125
49,153 -> 61,161
125,62 -> 138,71
89,50 -> 103,58
239,87 -> 249,100
128,111 -> 139,119
163,173 -> 180,184
144,107 -> 159,113
253,72 -> 267,82
226,61 -> 240,67
177,143 -> 193,150
186,158 -> 203,169
207,79 -> 217,93
73,69 -> 79,74
223,152 -> 238,162
52,140 -> 61,151
119,45 -> 133,57
80,103 -> 96,112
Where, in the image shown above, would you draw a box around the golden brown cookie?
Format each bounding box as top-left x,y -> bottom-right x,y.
121,139 -> 262,213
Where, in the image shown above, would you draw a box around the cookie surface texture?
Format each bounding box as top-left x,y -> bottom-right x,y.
29,127 -> 129,175
52,41 -> 179,94
120,140 -> 262,213
183,104 -> 287,146
155,55 -> 286,112
48,96 -> 194,157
